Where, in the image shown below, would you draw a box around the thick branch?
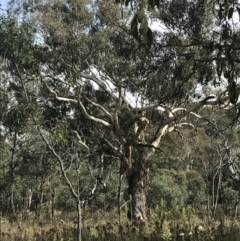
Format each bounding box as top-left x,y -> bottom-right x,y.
80,72 -> 118,102
77,100 -> 113,128
151,124 -> 169,148
166,95 -> 227,124
148,94 -> 228,157
43,80 -> 78,105
113,86 -> 127,145
83,95 -> 114,122
101,138 -> 123,158
168,123 -> 195,132
43,80 -> 113,128
73,131 -> 90,152
137,143 -> 164,152
171,107 -> 201,118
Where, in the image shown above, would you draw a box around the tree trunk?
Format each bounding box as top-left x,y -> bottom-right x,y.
127,163 -> 149,221
77,200 -> 81,241
10,187 -> 15,213
27,188 -> 33,212
51,189 -> 55,218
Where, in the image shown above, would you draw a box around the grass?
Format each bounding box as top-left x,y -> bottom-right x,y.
1,207 -> 240,241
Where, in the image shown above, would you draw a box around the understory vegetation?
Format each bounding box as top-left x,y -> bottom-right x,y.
2,193 -> 240,241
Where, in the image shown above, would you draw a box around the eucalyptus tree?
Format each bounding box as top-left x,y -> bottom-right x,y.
117,0 -> 240,104
2,0 -> 240,222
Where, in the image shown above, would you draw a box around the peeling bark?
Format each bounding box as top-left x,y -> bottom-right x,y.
127,161 -> 149,220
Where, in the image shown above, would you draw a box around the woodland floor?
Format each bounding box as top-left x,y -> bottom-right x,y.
1,208 -> 240,241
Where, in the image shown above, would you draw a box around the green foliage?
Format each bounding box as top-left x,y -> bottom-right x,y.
147,169 -> 188,209
0,17 -> 36,70
130,9 -> 153,51
0,169 -> 7,196
229,80 -> 239,104
56,187 -> 76,211
119,109 -> 136,134
160,220 -> 172,241
51,121 -> 70,147
186,172 -> 207,207
91,170 -> 119,210
148,169 -> 207,210
4,102 -> 35,133
117,0 -> 159,50
221,180 -> 238,206
0,89 -> 8,116
143,28 -> 153,50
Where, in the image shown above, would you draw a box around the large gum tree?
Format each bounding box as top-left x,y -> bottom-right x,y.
2,0 -> 240,220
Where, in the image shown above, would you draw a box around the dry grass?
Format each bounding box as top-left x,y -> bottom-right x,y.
1,208 -> 240,241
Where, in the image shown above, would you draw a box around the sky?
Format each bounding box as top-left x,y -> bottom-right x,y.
0,0 -> 8,11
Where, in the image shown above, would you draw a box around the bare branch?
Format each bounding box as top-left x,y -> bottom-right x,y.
102,138 -> 122,157
113,86 -> 127,145
177,122 -> 195,128
171,108 -> 201,118
45,74 -> 74,87
73,131 -> 90,152
42,80 -> 113,128
171,107 -> 186,113
83,95 -> 114,122
137,143 -> 165,153
99,72 -> 117,86
168,123 -> 195,132
80,72 -> 118,102
148,94 -> 228,156
136,104 -> 160,112
114,85 -> 122,128
151,124 -> 169,148
43,80 -> 78,105
189,112 -> 201,119
77,99 -> 113,128
166,95 -> 228,124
